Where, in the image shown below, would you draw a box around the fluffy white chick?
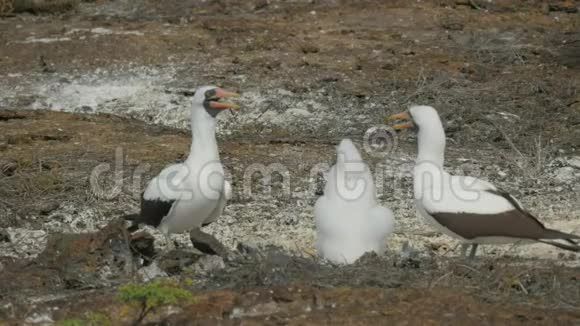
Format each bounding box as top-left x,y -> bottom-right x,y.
314,139 -> 395,264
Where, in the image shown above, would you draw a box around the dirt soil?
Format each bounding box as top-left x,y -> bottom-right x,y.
0,0 -> 580,324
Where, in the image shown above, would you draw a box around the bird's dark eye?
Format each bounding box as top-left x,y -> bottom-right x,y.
205,89 -> 217,99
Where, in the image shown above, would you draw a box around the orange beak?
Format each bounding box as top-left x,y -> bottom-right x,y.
391,121 -> 414,130
386,111 -> 414,130
209,88 -> 241,110
215,88 -> 240,98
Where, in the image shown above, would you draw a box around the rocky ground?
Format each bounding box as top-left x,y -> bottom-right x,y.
0,0 -> 580,324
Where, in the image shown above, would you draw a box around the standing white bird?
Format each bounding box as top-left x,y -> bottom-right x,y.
314,139 -> 395,264
126,86 -> 238,250
387,105 -> 580,258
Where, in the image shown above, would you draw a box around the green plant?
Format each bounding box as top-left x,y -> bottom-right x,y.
58,319 -> 84,326
85,312 -> 111,326
58,312 -> 111,326
118,279 -> 194,325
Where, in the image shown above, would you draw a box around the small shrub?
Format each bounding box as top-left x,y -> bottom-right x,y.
58,312 -> 111,326
85,312 -> 111,326
118,279 -> 194,325
58,319 -> 84,326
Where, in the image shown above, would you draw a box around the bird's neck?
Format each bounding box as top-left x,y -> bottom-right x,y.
325,164 -> 377,207
186,109 -> 220,165
413,119 -> 446,200
416,121 -> 446,169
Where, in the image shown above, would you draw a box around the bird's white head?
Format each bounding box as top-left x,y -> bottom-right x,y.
336,138 -> 363,162
408,105 -> 440,129
385,105 -> 446,166
192,85 -> 240,118
384,105 -> 441,132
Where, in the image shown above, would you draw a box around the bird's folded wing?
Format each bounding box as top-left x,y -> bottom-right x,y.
139,195 -> 176,228
420,175 -> 512,215
131,164 -> 186,228
423,175 -> 577,240
202,180 -> 231,226
429,209 -> 547,240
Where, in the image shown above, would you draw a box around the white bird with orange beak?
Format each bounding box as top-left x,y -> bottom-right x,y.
387,105 -> 580,258
126,86 -> 239,247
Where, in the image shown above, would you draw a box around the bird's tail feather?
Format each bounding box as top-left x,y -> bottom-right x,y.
542,228 -> 580,240
538,239 -> 580,252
